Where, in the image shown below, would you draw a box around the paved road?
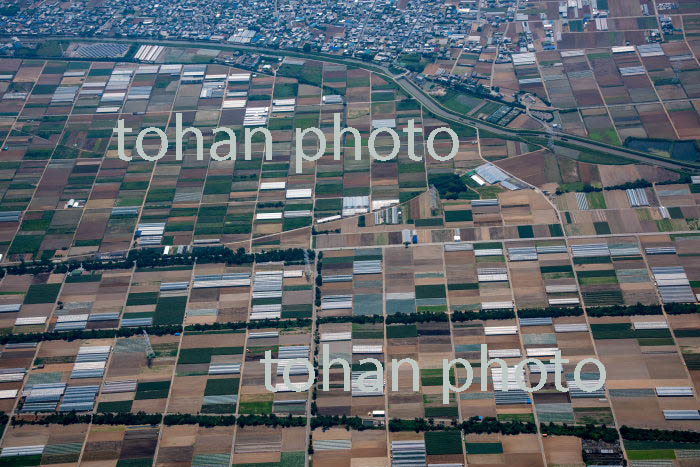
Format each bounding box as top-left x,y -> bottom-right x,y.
15,35 -> 700,172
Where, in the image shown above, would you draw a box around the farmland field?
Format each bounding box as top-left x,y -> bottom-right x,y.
0,35 -> 698,466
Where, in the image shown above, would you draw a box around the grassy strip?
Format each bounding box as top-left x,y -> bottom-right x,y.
587,303 -> 662,317
541,422 -> 619,442
1,246 -> 314,277
518,307 -> 583,318
1,300 -> 684,345
621,425 -> 700,443
453,309 -> 515,321
389,416 -> 536,434
665,303 -> 700,315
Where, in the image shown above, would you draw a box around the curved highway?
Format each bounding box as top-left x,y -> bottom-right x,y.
394,76 -> 699,171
